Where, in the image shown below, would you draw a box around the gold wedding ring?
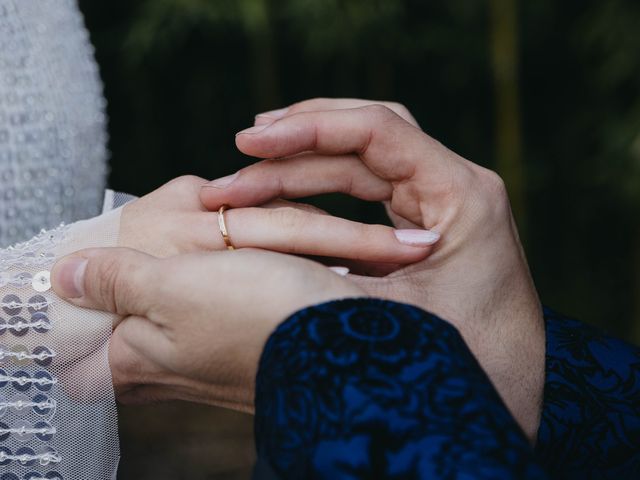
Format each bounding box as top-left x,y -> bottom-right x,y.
218,205 -> 235,250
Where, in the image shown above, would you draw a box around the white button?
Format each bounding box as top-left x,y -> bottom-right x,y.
32,271 -> 51,292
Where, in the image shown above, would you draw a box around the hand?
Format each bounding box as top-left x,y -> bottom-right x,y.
51,247 -> 364,411
199,98 -> 545,442
117,175 -> 438,264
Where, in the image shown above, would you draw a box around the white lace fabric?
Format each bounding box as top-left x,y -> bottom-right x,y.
0,197 -> 123,480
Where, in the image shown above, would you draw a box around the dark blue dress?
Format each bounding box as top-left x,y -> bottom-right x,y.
253,299 -> 640,479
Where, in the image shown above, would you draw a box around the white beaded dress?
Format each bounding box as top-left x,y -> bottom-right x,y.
0,2 -> 119,479
0,0 -> 108,247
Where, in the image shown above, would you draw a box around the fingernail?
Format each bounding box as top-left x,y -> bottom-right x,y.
256,107 -> 288,119
236,124 -> 270,136
206,172 -> 238,189
394,229 -> 440,247
329,266 -> 350,276
53,257 -> 88,298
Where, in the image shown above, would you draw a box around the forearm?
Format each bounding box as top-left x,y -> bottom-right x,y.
254,299 -> 547,479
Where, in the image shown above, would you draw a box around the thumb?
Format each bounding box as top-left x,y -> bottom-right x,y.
51,247 -> 157,316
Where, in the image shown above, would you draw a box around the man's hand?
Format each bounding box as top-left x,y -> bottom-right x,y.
51,247 -> 364,411
200,98 -> 545,442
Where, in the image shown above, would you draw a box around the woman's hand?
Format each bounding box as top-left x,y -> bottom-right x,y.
51,247 -> 364,411
117,175 -> 438,263
199,98 -> 545,442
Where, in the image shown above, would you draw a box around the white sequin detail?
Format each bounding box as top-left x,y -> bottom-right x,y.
0,0 -> 108,247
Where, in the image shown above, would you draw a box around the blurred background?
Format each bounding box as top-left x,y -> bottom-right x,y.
75,0 -> 640,478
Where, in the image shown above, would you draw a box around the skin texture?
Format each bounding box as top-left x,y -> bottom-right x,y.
199,98 -> 545,443
51,247 -> 365,413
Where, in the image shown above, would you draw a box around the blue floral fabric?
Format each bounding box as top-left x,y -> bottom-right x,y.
254,299 -> 547,479
254,300 -> 640,479
536,308 -> 640,478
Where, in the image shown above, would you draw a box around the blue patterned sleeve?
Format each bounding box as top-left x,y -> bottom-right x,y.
253,298 -> 547,479
536,308 -> 640,479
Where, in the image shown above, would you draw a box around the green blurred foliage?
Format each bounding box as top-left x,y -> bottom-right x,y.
77,0 -> 640,345
578,1 -> 640,202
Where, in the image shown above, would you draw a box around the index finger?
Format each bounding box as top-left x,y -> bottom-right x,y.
255,98 -> 420,128
235,105 -> 441,182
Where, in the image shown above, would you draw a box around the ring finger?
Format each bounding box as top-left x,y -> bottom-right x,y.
193,201 -> 439,264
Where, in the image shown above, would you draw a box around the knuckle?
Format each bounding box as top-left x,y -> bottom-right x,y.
388,101 -> 408,115
355,231 -> 381,258
287,100 -> 306,114
472,167 -> 511,217
286,101 -> 302,114
481,169 -> 508,200
90,251 -> 142,315
362,104 -> 405,130
268,206 -> 308,231
246,160 -> 283,193
89,254 -> 123,313
344,223 -> 388,261
165,175 -> 206,193
389,103 -> 416,125
363,103 -> 395,120
295,97 -> 328,111
264,207 -> 313,256
109,331 -> 140,386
